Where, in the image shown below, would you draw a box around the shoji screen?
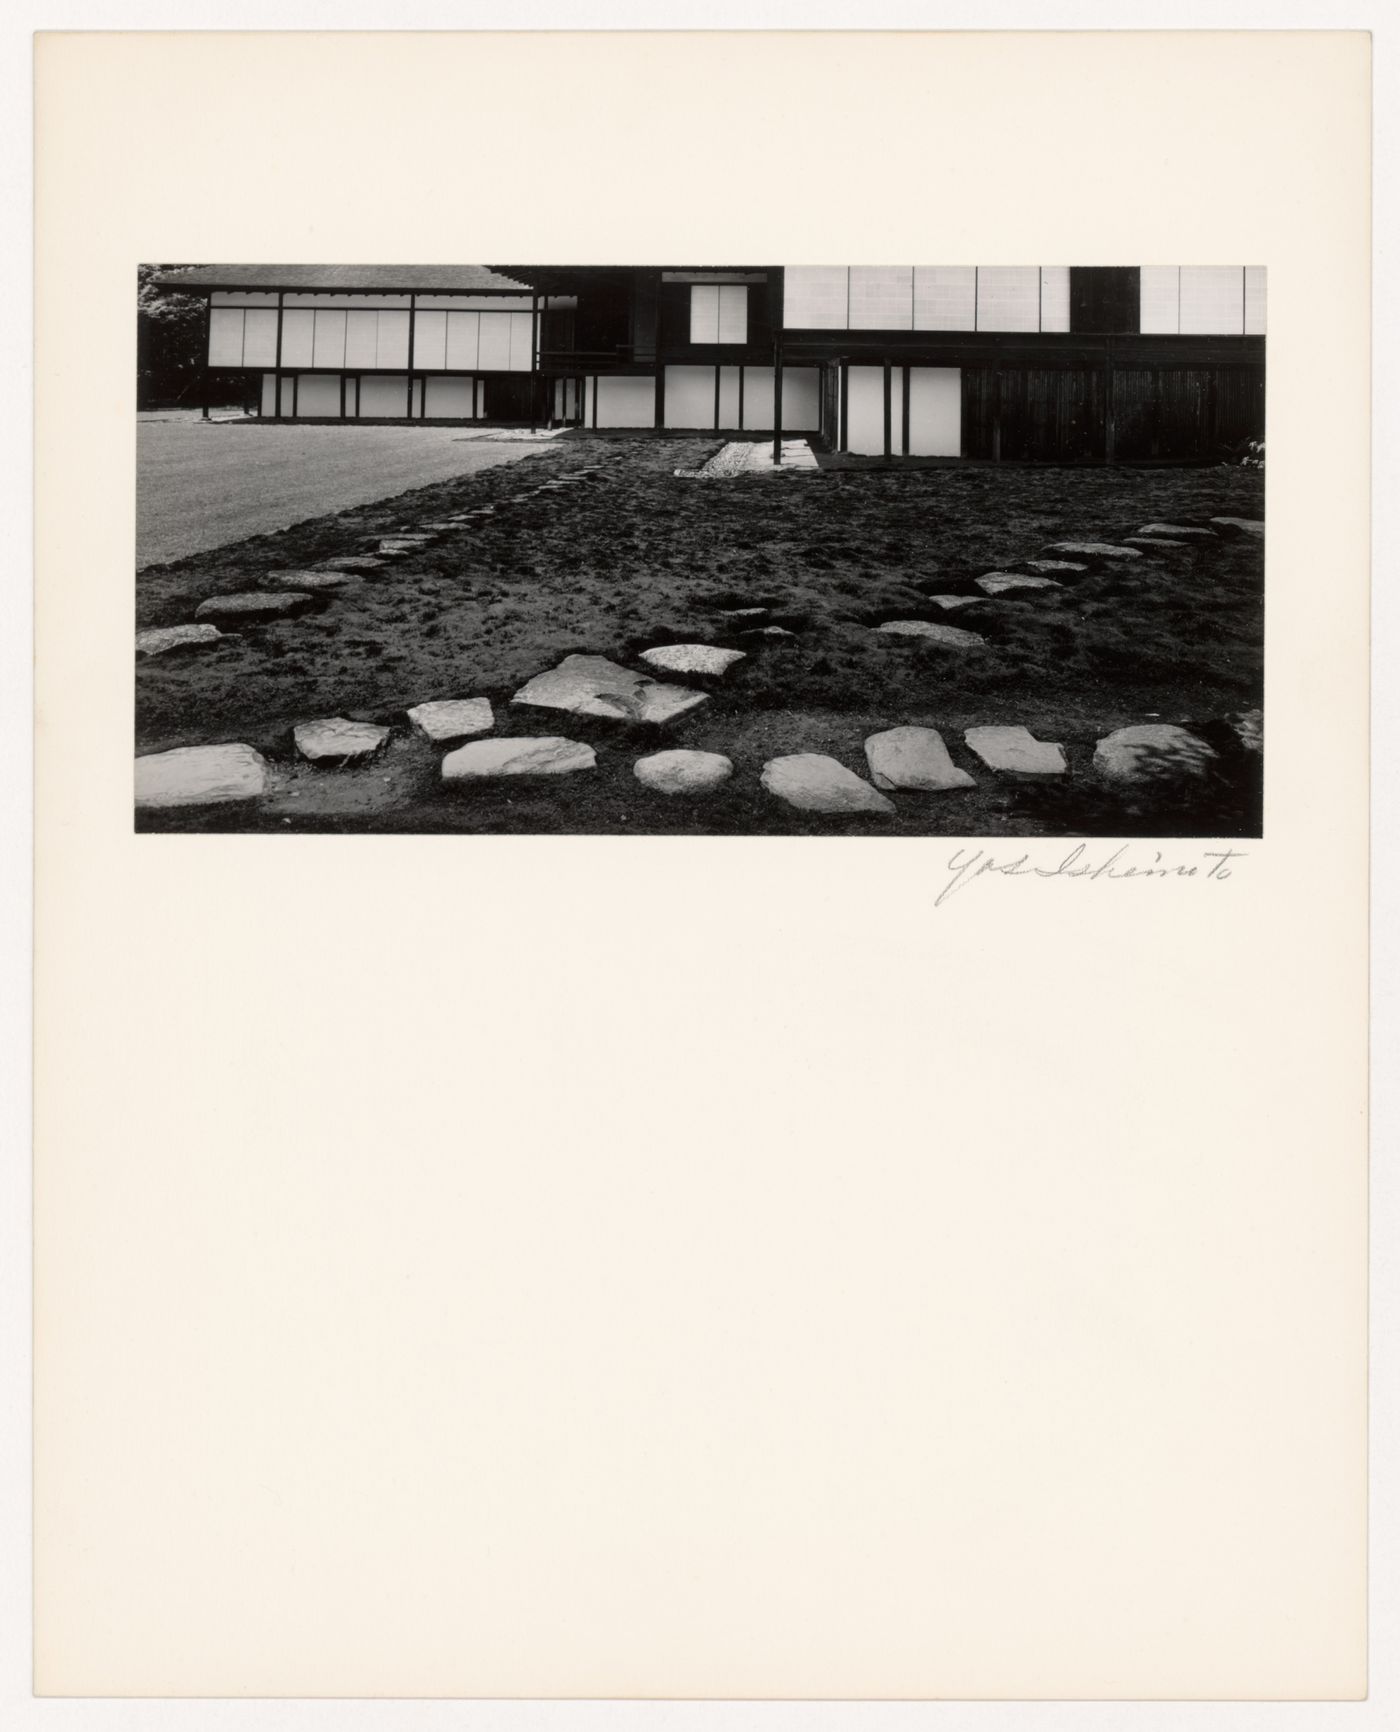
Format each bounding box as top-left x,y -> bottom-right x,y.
913,267 -> 975,331
664,366 -> 715,428
278,309 -> 314,366
844,366 -> 885,454
477,314 -> 511,371
1039,267 -> 1071,333
344,311 -> 378,367
1139,267 -> 1181,333
206,308 -> 245,366
242,310 -> 278,365
1244,266 -> 1268,335
446,311 -> 480,369
782,267 -> 849,329
690,285 -> 719,343
375,311 -> 410,369
508,311 -> 535,371
1179,267 -> 1245,334
907,368 -> 961,456
311,310 -> 347,368
849,267 -> 914,331
976,268 -> 1040,331
413,310 -> 448,370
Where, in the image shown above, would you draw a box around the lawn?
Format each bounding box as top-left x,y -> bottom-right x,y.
135,436 -> 1264,836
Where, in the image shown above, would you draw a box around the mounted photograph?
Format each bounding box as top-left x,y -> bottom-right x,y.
134,261 -> 1265,836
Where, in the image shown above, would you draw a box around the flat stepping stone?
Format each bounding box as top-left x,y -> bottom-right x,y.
640,644 -> 747,677
965,725 -> 1067,776
1211,516 -> 1264,537
194,590 -> 311,623
512,653 -> 708,726
1093,723 -> 1218,785
718,606 -> 770,619
634,749 -> 734,796
406,697 -> 495,744
976,573 -> 1060,596
1137,523 -> 1217,539
1125,537 -> 1187,549
875,620 -> 986,646
293,717 -> 392,766
377,538 -> 433,553
136,623 -> 222,658
1024,559 -> 1089,574
864,727 -> 975,792
926,594 -> 982,611
266,567 -> 356,590
740,625 -> 796,638
318,555 -> 387,572
442,736 -> 596,781
760,753 -> 895,816
1045,542 -> 1144,560
135,743 -> 268,810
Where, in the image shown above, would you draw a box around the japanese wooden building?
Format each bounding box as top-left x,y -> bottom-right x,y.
159,263 -> 1265,463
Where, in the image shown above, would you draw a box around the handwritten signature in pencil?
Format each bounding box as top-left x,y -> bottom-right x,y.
936,844 -> 1248,907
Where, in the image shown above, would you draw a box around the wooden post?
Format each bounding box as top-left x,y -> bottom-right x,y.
200,295 -> 211,420
273,291 -> 285,419
406,293 -> 417,420
992,362 -> 1002,463
882,361 -> 892,458
772,332 -> 784,467
529,291 -> 539,433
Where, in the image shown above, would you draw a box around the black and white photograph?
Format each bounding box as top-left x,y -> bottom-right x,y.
134,260 -> 1265,836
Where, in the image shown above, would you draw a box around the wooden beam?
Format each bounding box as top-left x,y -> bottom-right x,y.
772,332 -> 783,467
406,292 -> 417,418
200,295 -> 211,420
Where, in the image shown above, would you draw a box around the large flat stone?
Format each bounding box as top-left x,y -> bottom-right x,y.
1137,523 -> 1217,539
512,654 -> 708,726
976,573 -> 1061,596
875,620 -> 986,646
1044,542 -> 1144,560
740,625 -> 796,638
136,623 -> 222,658
760,754 -> 895,816
1024,559 -> 1089,574
640,644 -> 747,678
634,749 -> 734,796
864,727 -> 975,792
135,743 -> 268,809
294,717 -> 392,766
318,555 -> 387,572
926,594 -> 983,611
965,725 -> 1067,776
266,567 -> 356,590
1093,723 -> 1218,785
442,736 -> 596,781
193,591 -> 312,623
1211,516 -> 1265,537
406,697 -> 495,744
1125,537 -> 1187,549
718,606 -> 770,620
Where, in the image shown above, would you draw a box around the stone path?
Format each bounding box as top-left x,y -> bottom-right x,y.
678,439 -> 819,479
137,472 -> 1257,823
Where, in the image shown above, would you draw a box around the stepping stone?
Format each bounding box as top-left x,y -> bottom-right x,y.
194,590 -> 312,624
926,594 -> 983,611
293,717 -> 392,766
378,538 -> 433,553
875,620 -> 986,646
442,736 -> 596,781
1044,542 -> 1144,560
135,743 -> 268,810
512,653 -> 708,726
634,749 -> 734,796
1125,537 -> 1187,550
136,623 -> 222,658
1211,516 -> 1265,537
976,573 -> 1060,596
1093,723 -> 1218,785
761,754 -> 895,816
718,606 -> 770,620
864,727 -> 975,792
318,555 -> 387,572
1024,559 -> 1089,574
640,644 -> 747,677
266,567 -> 356,590
740,625 -> 796,639
1137,523 -> 1217,539
965,725 -> 1067,776
406,697 -> 495,744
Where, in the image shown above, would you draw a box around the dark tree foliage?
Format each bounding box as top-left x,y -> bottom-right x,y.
137,264 -> 211,409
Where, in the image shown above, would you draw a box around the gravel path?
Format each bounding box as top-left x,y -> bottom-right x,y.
136,421 -> 553,568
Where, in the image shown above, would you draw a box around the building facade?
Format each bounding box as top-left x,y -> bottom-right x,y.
159,262 -> 1265,462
